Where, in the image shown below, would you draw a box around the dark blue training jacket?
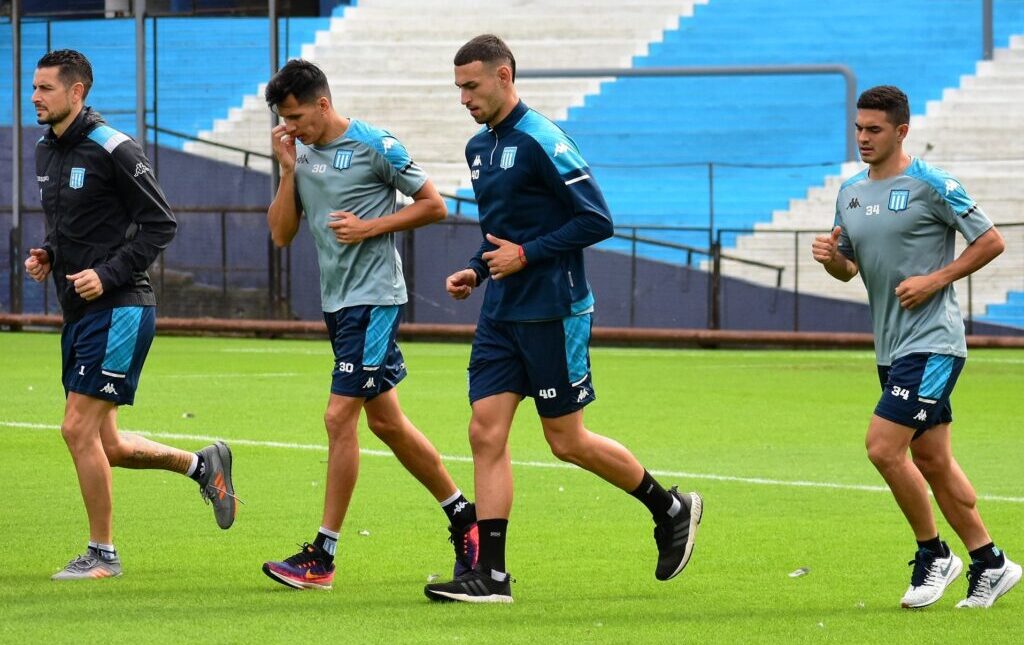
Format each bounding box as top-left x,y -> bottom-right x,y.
465,100 -> 613,322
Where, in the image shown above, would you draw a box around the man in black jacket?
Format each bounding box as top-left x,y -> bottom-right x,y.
25,50 -> 238,580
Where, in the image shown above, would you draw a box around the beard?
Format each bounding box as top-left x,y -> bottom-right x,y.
37,103 -> 72,126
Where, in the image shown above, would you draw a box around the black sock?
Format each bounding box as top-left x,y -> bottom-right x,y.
629,470 -> 681,522
313,530 -> 337,565
916,536 -> 945,556
441,494 -> 476,530
188,453 -> 206,483
477,519 -> 508,577
968,542 -> 1005,569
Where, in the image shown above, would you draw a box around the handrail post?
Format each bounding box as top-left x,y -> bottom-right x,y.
10,0 -> 23,315
710,231 -> 722,330
983,0 -> 994,61
629,227 -> 637,327
792,231 -> 800,332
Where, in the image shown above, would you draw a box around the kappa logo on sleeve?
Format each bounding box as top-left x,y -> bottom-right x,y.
133,162 -> 151,178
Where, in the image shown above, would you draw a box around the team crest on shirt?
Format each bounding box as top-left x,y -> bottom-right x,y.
499,146 -> 517,169
69,167 -> 86,190
888,189 -> 910,212
333,149 -> 353,170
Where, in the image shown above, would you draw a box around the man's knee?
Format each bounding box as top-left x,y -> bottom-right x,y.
911,450 -> 950,479
865,438 -> 903,472
547,438 -> 582,464
366,413 -> 403,444
468,418 -> 504,455
324,404 -> 359,441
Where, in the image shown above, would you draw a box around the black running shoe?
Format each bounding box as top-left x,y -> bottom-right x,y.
450,522 -> 479,578
424,568 -> 513,604
654,488 -> 703,581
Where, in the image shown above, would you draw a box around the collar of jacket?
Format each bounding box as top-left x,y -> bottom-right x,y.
45,106 -> 105,147
489,100 -> 529,136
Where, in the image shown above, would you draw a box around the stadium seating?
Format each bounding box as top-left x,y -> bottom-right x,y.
0,16 -> 332,142
187,0 -> 709,190
727,30 -> 1024,329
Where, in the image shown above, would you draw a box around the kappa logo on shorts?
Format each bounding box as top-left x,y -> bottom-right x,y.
914,409 -> 927,422
576,387 -> 589,403
100,383 -> 118,396
362,377 -> 376,389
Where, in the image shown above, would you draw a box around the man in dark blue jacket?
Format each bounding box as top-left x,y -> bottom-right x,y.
425,35 -> 703,604
26,50 -> 236,581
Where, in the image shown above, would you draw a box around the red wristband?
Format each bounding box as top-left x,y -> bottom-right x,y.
517,245 -> 527,265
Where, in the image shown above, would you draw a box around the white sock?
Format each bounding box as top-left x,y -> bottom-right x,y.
490,569 -> 508,582
667,495 -> 682,518
318,526 -> 340,556
185,453 -> 199,477
95,543 -> 117,562
439,489 -> 463,508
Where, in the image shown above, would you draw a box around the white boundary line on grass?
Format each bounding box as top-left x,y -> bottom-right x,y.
5,420 -> 1023,503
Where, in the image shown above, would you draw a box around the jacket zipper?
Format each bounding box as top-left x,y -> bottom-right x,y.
489,129 -> 499,165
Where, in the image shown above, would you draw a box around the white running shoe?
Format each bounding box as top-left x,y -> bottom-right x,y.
900,545 -> 962,608
956,555 -> 1022,608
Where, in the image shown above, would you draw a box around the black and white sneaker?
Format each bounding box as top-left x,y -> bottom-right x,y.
424,568 -> 513,604
956,555 -> 1022,608
654,488 -> 703,581
900,544 -> 962,608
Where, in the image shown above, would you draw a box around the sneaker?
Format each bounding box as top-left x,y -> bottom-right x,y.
450,523 -> 479,578
900,544 -> 962,608
262,543 -> 335,590
424,567 -> 513,604
654,488 -> 703,581
52,548 -> 122,580
956,555 -> 1022,608
197,441 -> 237,529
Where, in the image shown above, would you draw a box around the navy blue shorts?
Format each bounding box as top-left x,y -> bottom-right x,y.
324,305 -> 407,399
468,313 -> 596,418
61,306 -> 156,406
875,352 -> 965,436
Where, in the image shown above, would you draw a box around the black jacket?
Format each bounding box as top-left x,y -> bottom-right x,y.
35,107 -> 177,323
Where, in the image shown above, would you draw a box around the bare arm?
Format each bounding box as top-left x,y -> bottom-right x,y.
811,226 -> 859,282
267,124 -> 301,247
327,179 -> 446,244
895,226 -> 1005,309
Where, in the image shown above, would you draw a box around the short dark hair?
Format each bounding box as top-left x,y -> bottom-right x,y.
37,49 -> 93,99
857,85 -> 910,127
265,59 -> 331,109
454,34 -> 516,82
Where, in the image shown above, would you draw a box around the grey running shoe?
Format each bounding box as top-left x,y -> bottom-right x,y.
654,488 -> 703,581
197,441 -> 237,529
52,549 -> 122,580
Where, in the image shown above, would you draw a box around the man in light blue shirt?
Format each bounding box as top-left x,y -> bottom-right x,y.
813,85 -> 1018,609
259,60 -> 478,591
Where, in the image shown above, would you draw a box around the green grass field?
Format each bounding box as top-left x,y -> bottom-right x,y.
1,331 -> 1022,643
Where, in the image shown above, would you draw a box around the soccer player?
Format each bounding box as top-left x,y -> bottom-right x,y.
260,59 -> 478,590
26,50 -> 237,581
812,85 -> 1019,609
423,35 -> 703,604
